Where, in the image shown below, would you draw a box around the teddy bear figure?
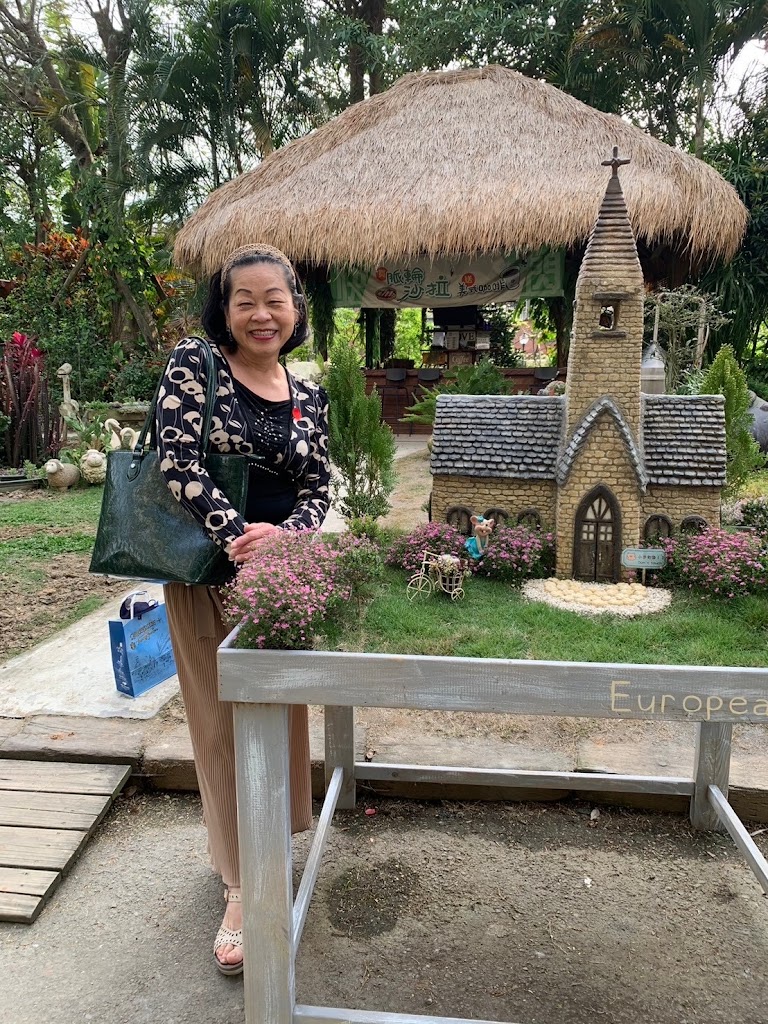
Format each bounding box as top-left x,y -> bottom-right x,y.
464,514 -> 495,560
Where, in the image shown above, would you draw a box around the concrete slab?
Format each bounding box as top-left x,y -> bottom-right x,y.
368,731 -> 574,772
0,583 -> 179,719
0,714 -> 151,765
142,721 -> 197,790
0,718 -> 24,748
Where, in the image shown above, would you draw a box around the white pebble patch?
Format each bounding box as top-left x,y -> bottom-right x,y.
523,578 -> 672,617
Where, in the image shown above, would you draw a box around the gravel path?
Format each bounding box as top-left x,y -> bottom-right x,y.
523,577 -> 672,617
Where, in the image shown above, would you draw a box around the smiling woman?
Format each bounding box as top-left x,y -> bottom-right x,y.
154,243 -> 331,976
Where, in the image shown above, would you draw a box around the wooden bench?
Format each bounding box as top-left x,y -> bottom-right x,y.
218,639 -> 768,1024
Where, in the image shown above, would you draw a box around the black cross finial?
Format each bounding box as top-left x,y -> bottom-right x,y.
601,146 -> 631,177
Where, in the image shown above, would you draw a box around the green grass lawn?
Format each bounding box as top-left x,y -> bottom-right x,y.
340,568 -> 768,667
3,480 -> 768,669
0,488 -> 109,659
0,487 -> 103,577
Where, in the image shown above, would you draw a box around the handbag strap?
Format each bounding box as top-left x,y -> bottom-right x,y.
130,336 -> 218,474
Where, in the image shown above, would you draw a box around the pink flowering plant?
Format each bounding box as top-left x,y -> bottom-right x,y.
385,521 -> 467,573
473,525 -> 555,586
656,528 -> 768,597
722,497 -> 768,539
224,530 -> 376,650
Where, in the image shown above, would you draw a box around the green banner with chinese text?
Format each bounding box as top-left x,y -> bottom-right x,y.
330,249 -> 563,308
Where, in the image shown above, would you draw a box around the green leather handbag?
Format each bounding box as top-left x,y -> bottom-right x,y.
89,337 -> 248,586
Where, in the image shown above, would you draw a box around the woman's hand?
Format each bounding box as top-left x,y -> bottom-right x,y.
229,522 -> 281,563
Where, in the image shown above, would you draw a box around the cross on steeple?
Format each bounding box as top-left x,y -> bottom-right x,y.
601,146 -> 631,177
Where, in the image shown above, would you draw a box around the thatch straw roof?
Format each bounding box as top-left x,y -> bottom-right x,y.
174,65 -> 747,277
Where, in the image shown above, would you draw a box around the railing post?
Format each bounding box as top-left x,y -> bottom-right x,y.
234,702 -> 295,1024
324,705 -> 356,809
691,721 -> 732,831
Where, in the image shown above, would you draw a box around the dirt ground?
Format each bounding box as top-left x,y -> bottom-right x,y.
4,791 -> 766,1024
0,548 -> 124,661
380,448 -> 431,531
301,796 -> 768,1024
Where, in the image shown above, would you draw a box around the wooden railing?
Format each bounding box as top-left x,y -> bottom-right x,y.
218,639 -> 768,1024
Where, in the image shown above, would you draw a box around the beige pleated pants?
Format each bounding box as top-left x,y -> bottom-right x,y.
164,583 -> 313,888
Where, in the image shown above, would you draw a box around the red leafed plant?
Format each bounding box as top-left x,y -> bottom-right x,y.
0,332 -> 60,468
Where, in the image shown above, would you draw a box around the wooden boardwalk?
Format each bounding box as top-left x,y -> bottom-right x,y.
0,759 -> 131,924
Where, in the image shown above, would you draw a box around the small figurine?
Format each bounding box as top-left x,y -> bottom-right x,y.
104,418 -> 124,450
44,459 -> 80,490
79,448 -> 107,485
104,419 -> 140,451
57,363 -> 80,422
464,514 -> 495,560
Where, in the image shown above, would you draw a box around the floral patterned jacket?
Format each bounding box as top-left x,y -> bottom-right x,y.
156,337 -> 330,553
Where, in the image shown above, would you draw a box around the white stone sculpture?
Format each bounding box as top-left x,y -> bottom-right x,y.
44,459 -> 80,490
104,417 -> 140,451
57,363 -> 80,422
79,449 -> 107,485
104,418 -> 123,450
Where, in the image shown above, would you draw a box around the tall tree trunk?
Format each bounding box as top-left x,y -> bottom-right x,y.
364,308 -> 380,367
365,0 -> 386,95
349,44 -> 365,102
379,308 -> 396,363
693,87 -> 706,159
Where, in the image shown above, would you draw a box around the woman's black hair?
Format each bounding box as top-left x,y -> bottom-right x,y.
200,252 -> 310,356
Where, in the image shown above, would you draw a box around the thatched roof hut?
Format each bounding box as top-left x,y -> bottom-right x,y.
174,65 -> 747,279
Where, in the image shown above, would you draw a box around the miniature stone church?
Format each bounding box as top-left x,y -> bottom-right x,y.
430,149 -> 727,583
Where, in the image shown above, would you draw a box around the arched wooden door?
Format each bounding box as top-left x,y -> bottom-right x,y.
573,486 -> 620,583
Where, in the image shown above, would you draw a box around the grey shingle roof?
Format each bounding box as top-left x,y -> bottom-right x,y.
643,394 -> 726,486
431,394 -> 564,479
431,392 -> 727,488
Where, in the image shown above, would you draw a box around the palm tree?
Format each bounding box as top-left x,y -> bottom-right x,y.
135,0 -> 326,220
571,0 -> 768,154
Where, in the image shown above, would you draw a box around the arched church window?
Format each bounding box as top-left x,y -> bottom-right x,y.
516,509 -> 542,530
644,515 -> 672,542
484,507 -> 509,527
680,515 -> 708,536
445,505 -> 473,536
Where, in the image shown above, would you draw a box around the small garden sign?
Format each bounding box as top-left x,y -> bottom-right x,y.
621,546 -> 666,582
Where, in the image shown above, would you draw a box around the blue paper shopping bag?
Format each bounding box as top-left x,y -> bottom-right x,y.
109,595 -> 177,697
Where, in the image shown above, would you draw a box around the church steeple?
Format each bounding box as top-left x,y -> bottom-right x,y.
564,148 -> 645,441
579,147 -> 643,284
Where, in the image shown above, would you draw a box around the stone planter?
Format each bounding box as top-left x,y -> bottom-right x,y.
108,402 -> 150,430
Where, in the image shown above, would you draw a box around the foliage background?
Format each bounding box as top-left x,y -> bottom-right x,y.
1,0 -> 767,463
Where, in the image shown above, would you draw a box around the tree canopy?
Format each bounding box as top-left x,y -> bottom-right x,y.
1,0 -> 767,400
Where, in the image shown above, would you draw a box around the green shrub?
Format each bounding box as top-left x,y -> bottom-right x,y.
700,345 -> 765,494
110,357 -> 163,401
325,339 -> 396,533
481,305 -> 524,368
0,232 -> 114,402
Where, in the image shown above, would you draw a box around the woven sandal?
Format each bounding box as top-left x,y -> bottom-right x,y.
213,888 -> 243,976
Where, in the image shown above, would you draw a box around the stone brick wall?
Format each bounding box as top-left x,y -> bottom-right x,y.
432,475 -> 556,528
555,413 -> 642,578
641,486 -> 721,533
565,293 -> 644,439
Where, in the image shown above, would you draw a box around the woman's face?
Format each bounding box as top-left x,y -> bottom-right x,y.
224,262 -> 298,361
